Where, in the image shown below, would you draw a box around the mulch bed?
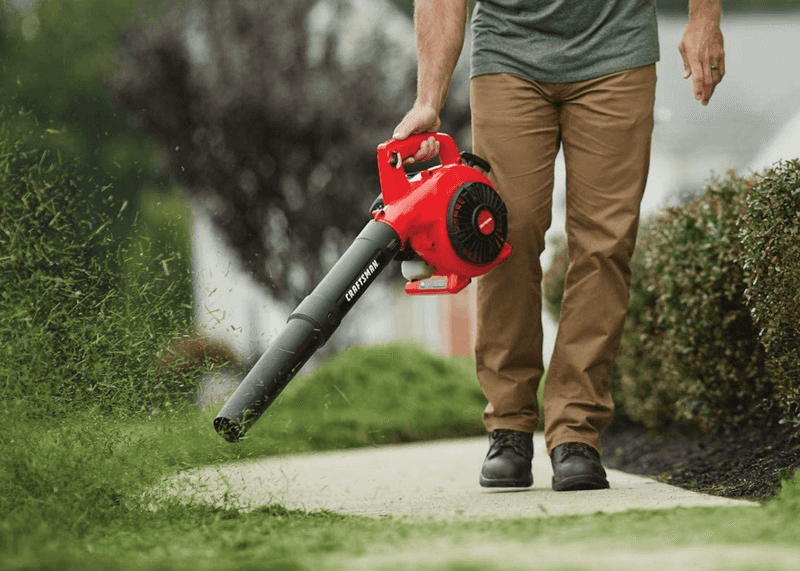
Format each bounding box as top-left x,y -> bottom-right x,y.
600,412 -> 800,503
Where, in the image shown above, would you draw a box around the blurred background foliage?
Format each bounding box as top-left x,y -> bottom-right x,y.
1,0 -> 195,318
1,0 -> 794,209
0,0 -> 171,203
1,0 -> 794,307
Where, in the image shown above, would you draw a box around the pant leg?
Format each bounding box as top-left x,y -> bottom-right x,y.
470,73 -> 561,434
543,65 -> 656,453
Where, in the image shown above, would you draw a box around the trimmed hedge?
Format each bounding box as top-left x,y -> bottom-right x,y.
739,159 -> 800,428
543,160 -> 800,432
617,174 -> 763,431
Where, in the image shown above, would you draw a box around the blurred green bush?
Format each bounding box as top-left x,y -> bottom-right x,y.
0,108 -> 203,416
543,160 -> 800,432
0,0 -> 171,215
273,342 -> 486,449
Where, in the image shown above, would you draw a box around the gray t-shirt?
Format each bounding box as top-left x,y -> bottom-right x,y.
470,0 -> 660,83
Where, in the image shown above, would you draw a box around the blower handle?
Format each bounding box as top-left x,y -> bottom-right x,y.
377,132 -> 461,204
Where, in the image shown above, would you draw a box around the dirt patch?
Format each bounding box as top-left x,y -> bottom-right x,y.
601,412 -> 800,503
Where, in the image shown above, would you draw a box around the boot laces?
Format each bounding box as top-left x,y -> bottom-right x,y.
489,429 -> 532,460
559,442 -> 597,460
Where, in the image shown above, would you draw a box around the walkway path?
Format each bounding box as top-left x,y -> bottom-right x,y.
167,434 -> 755,519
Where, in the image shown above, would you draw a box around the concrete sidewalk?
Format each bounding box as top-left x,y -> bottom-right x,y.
165,434 -> 756,519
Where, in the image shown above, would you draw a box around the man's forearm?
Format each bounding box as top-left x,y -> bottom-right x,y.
414,0 -> 469,112
688,0 -> 721,23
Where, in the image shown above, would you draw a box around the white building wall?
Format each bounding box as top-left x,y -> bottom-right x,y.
749,109 -> 800,172
191,204 -> 291,364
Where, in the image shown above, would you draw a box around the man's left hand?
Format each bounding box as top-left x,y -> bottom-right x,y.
679,17 -> 725,106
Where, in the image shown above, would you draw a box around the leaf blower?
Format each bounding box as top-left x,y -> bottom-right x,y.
213,132 -> 512,442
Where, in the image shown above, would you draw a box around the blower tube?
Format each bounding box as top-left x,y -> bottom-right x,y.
214,220 -> 402,442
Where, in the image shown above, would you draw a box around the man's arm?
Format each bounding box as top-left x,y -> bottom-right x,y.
679,0 -> 725,106
393,0 -> 469,162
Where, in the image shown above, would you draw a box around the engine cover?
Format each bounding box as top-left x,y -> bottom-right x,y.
372,133 -> 512,294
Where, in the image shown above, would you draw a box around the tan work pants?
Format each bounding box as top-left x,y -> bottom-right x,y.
471,65 -> 656,454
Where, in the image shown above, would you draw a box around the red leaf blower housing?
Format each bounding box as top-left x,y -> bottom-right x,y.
214,133 -> 512,442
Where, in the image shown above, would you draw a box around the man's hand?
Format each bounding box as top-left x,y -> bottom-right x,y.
679,2 -> 725,106
392,104 -> 442,164
391,0 -> 468,164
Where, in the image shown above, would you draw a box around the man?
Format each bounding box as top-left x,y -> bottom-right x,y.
393,0 -> 725,491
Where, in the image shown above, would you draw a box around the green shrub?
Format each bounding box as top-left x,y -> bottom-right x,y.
609,216 -> 677,425
618,164 -> 800,432
739,159 -> 800,428
0,108 -> 200,415
617,175 -> 764,430
271,342 -> 487,449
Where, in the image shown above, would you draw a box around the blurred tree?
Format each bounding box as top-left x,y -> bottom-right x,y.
111,0 -> 471,303
0,0 -> 170,201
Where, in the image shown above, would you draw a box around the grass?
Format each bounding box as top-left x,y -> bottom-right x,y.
2,342 -> 799,571
0,343 -> 486,568
5,476 -> 800,571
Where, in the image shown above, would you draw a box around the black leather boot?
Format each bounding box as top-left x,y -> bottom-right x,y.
551,442 -> 610,491
479,429 -> 534,488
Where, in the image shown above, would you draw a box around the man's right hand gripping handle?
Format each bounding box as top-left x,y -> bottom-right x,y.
391,0 -> 469,164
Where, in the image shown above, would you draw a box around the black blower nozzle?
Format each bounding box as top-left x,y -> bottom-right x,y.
213,220 -> 401,442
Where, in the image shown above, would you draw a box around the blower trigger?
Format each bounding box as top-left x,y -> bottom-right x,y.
369,194 -> 384,215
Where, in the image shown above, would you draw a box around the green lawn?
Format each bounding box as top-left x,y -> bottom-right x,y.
8,482 -> 800,571
2,343 -> 798,571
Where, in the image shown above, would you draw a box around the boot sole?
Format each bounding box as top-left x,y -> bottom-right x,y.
479,473 -> 533,488
552,474 -> 609,492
